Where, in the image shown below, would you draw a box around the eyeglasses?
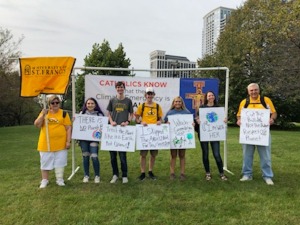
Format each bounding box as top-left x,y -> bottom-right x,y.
146,92 -> 154,95
51,101 -> 60,105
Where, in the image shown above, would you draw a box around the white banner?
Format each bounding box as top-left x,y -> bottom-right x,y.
167,114 -> 195,149
71,114 -> 108,141
199,107 -> 226,141
136,124 -> 171,150
239,108 -> 270,146
85,75 -> 180,117
100,125 -> 136,152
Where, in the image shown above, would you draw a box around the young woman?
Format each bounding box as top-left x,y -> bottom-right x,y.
196,91 -> 228,181
79,97 -> 104,183
164,96 -> 192,181
34,95 -> 72,188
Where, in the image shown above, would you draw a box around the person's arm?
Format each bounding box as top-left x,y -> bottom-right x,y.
34,109 -> 48,128
107,111 -> 117,126
270,112 -> 277,125
65,125 -> 72,149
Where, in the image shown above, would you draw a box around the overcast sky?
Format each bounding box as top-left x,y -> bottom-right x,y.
1,0 -> 245,75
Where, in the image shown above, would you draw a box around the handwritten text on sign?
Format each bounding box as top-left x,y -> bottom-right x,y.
168,114 -> 195,149
199,107 -> 226,141
136,124 -> 170,150
239,109 -> 270,146
100,125 -> 136,152
72,114 -> 108,141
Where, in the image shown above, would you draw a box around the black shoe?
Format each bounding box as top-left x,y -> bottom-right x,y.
138,173 -> 146,181
148,171 -> 157,180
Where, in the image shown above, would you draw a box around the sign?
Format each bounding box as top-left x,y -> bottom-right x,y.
199,107 -> 226,141
136,124 -> 170,150
71,114 -> 108,141
19,56 -> 76,97
167,114 -> 195,149
100,125 -> 136,152
239,108 -> 270,146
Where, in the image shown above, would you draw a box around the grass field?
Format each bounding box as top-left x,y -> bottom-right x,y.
0,125 -> 299,225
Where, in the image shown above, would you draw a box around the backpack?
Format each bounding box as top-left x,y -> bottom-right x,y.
244,96 -> 267,109
141,103 -> 161,121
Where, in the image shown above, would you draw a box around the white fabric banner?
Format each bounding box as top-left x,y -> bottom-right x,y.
199,107 -> 226,141
136,124 -> 171,150
167,114 -> 195,149
85,75 -> 180,117
71,114 -> 108,141
100,125 -> 136,152
239,108 -> 270,146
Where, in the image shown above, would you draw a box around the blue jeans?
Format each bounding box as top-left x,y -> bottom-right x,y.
79,141 -> 100,177
109,151 -> 127,177
242,136 -> 273,178
200,141 -> 224,174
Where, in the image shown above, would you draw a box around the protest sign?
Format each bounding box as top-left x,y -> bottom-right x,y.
167,114 -> 195,149
101,125 -> 136,152
72,114 -> 108,141
239,108 -> 270,146
136,124 -> 170,150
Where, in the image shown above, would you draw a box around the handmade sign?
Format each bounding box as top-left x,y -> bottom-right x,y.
72,114 -> 108,141
167,114 -> 195,149
136,124 -> 170,150
199,107 -> 226,141
100,125 -> 136,152
239,108 -> 270,146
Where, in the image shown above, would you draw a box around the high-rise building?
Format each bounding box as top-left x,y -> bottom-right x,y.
150,50 -> 196,78
202,7 -> 233,57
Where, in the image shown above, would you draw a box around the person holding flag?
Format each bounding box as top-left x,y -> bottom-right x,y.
34,95 -> 72,188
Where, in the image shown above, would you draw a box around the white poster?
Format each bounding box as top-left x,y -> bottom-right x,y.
239,108 -> 270,146
71,114 -> 108,141
168,114 -> 195,149
199,107 -> 226,141
136,124 -> 170,150
100,125 -> 136,152
85,75 -> 180,117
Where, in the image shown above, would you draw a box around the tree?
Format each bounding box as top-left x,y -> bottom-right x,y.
0,27 -> 40,126
75,40 -> 131,111
198,0 -> 300,127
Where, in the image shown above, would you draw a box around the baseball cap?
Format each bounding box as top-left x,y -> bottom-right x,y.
145,87 -> 155,93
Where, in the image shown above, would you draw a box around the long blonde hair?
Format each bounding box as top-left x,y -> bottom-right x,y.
170,96 -> 187,110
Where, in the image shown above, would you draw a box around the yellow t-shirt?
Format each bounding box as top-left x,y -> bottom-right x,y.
136,102 -> 163,124
237,95 -> 276,117
37,109 -> 72,152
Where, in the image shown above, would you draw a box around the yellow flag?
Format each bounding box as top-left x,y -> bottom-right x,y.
19,56 -> 76,97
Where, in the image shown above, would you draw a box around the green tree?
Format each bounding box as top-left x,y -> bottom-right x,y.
75,39 -> 131,111
0,27 -> 40,126
198,0 -> 300,127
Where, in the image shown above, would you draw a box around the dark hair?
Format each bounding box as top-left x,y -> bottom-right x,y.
115,81 -> 125,89
81,97 -> 104,115
203,91 -> 218,106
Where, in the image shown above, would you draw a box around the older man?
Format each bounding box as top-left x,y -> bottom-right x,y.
236,83 -> 277,185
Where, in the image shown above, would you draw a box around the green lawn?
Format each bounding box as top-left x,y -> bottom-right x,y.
0,125 -> 299,225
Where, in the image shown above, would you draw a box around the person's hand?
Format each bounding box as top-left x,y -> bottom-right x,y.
157,121 -> 162,125
236,119 -> 241,126
141,122 -> 147,126
111,121 -> 117,126
42,109 -> 48,116
66,142 -> 71,149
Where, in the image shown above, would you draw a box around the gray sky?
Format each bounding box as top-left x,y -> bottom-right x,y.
1,0 -> 245,74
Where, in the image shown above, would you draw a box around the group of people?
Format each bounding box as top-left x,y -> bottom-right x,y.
34,82 -> 277,188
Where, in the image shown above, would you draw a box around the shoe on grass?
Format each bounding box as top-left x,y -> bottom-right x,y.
170,173 -> 176,180
148,171 -> 157,180
39,179 -> 49,189
240,175 -> 253,181
264,178 -> 274,185
94,176 -> 100,183
110,175 -> 118,184
56,179 -> 65,186
138,173 -> 146,181
83,176 -> 89,183
122,177 -> 128,184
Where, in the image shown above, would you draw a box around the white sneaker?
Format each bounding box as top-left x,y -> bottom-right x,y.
264,178 -> 274,185
240,175 -> 253,181
110,175 -> 118,183
83,176 -> 89,183
56,179 -> 65,186
122,177 -> 128,184
94,176 -> 100,183
39,179 -> 49,189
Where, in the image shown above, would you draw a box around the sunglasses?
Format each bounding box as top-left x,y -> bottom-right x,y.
51,101 -> 60,105
146,92 -> 154,95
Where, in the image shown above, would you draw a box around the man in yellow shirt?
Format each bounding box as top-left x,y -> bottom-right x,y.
236,83 -> 277,185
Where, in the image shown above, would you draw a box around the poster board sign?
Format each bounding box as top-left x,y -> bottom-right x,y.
199,107 -> 226,141
239,108 -> 270,146
167,114 -> 195,149
72,114 -> 108,141
136,124 -> 170,150
100,125 -> 136,152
